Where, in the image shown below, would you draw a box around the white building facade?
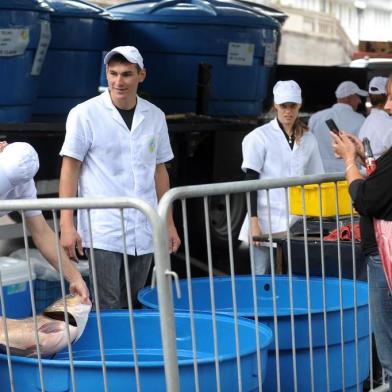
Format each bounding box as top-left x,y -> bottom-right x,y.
265,0 -> 392,43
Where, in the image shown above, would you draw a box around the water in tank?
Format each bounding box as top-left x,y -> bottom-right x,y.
0,0 -> 51,123
33,0 -> 109,116
105,0 -> 281,117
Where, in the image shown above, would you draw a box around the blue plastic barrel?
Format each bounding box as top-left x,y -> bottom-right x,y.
105,0 -> 280,117
0,0 -> 51,122
0,310 -> 272,391
138,276 -> 370,392
33,0 -> 109,115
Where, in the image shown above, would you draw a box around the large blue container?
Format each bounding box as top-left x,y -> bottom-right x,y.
0,0 -> 51,122
105,0 -> 280,117
0,310 -> 272,391
0,257 -> 35,318
33,0 -> 109,115
138,276 -> 370,392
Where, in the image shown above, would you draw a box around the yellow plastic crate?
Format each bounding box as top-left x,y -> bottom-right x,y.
289,181 -> 355,217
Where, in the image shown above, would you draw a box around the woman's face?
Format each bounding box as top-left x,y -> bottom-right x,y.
274,102 -> 301,129
384,81 -> 392,114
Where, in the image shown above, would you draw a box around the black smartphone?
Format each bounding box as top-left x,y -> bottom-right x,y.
325,119 -> 340,135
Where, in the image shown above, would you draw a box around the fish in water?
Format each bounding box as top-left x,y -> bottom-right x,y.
0,295 -> 91,358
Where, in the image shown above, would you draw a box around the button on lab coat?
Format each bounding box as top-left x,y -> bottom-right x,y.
308,103 -> 365,172
238,118 -> 324,240
60,91 -> 174,255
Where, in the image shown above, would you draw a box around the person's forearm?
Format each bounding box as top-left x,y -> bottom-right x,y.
343,157 -> 364,186
59,157 -> 81,228
28,216 -> 83,284
155,163 -> 175,224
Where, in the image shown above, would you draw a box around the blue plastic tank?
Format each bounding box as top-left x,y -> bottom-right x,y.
0,0 -> 51,122
138,275 -> 370,392
105,0 -> 280,117
33,0 -> 109,115
0,310 -> 273,391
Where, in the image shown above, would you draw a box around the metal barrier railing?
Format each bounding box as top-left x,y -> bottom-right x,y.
0,197 -> 179,392
158,173 -> 389,392
0,173 -> 390,391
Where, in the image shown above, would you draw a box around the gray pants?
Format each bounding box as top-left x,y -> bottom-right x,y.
85,248 -> 153,310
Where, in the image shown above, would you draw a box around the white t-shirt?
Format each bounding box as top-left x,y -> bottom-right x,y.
358,108 -> 392,159
60,91 -> 174,255
308,103 -> 365,172
0,179 -> 41,218
238,118 -> 324,239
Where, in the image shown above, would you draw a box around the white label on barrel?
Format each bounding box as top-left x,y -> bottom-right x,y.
6,282 -> 26,295
264,42 -> 277,67
0,28 -> 30,57
31,20 -> 51,76
227,42 -> 255,66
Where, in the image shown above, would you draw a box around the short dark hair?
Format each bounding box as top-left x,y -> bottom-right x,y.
107,53 -> 141,72
369,93 -> 387,107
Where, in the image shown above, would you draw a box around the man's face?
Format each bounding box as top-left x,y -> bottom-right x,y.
106,61 -> 146,104
0,141 -> 8,153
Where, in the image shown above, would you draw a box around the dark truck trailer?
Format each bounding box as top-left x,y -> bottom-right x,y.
0,63 -> 370,272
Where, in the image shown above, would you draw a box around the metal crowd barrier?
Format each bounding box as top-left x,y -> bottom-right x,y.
0,173 -> 390,392
158,173 -> 390,392
0,197 -> 179,392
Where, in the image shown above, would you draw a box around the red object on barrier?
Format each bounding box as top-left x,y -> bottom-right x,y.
324,223 -> 361,242
374,219 -> 392,291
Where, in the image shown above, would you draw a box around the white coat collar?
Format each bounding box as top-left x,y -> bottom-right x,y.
332,102 -> 354,112
101,90 -> 149,132
370,107 -> 390,118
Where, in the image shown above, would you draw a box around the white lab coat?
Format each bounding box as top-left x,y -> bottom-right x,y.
238,118 -> 324,241
0,180 -> 41,218
60,91 -> 174,255
358,108 -> 392,159
308,103 -> 365,172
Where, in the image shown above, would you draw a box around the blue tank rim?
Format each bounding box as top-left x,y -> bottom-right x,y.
0,310 -> 273,368
0,0 -> 53,12
137,275 -> 369,317
107,0 -> 280,29
44,0 -> 110,19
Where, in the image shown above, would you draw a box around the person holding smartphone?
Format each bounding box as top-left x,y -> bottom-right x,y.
331,74 -> 392,391
238,80 -> 324,274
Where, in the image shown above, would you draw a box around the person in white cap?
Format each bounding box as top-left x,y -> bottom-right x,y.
0,142 -> 90,303
238,80 -> 324,274
358,76 -> 392,158
59,46 -> 181,309
308,80 -> 368,172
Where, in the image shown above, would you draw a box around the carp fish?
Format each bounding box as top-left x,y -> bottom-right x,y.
0,295 -> 91,358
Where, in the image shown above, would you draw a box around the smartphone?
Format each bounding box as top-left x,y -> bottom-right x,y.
325,119 -> 340,135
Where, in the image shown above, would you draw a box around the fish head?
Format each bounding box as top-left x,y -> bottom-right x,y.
43,295 -> 91,341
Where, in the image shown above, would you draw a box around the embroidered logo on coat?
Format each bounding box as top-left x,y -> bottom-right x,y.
148,137 -> 156,153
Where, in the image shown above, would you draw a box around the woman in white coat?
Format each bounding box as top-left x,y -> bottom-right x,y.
238,80 -> 324,274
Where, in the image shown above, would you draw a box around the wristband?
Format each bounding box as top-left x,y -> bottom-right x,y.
345,163 -> 356,173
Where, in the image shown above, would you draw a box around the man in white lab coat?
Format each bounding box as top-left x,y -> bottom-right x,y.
308,81 -> 368,172
0,141 -> 89,303
59,46 -> 181,309
359,76 -> 392,158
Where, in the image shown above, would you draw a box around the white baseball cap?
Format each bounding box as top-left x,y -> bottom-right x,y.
368,76 -> 388,95
273,80 -> 302,104
0,142 -> 39,195
335,81 -> 368,99
104,46 -> 144,69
